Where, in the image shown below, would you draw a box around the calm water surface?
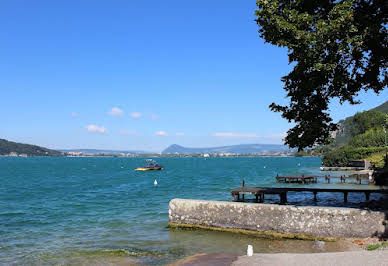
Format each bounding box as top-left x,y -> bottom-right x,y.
0,157 -> 384,264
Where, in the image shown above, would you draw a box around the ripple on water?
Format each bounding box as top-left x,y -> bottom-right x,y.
0,157 -> 383,265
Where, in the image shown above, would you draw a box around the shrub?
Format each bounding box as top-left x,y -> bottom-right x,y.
366,152 -> 387,169
322,146 -> 388,167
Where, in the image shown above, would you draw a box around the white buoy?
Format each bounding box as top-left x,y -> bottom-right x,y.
154,179 -> 158,186
298,163 -> 301,166
247,245 -> 253,256
264,165 -> 266,168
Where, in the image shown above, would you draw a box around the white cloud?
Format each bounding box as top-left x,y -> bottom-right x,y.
151,114 -> 159,120
130,112 -> 142,119
71,112 -> 79,117
119,130 -> 138,136
213,132 -> 258,138
175,132 -> 184,136
86,125 -> 107,134
108,107 -> 124,116
156,131 -> 168,136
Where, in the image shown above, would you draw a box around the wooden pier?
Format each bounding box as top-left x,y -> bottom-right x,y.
276,173 -> 372,185
231,186 -> 388,204
276,174 -> 317,184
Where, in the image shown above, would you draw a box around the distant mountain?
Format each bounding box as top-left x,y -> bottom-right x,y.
60,149 -> 148,154
162,144 -> 292,154
0,139 -> 63,156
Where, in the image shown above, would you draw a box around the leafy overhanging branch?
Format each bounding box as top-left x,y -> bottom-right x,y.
256,0 -> 388,150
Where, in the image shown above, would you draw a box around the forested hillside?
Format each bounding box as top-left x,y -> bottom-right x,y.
322,104 -> 388,168
0,139 -> 63,156
335,100 -> 388,145
373,100 -> 388,114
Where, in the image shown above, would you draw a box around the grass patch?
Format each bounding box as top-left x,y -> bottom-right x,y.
367,242 -> 387,251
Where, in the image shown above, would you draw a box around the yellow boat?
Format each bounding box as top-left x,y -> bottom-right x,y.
135,159 -> 163,171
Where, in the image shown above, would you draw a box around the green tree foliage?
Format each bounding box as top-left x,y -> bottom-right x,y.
365,152 -> 387,169
322,146 -> 388,167
334,107 -> 388,145
349,111 -> 387,137
255,0 -> 388,150
347,127 -> 385,147
321,110 -> 388,167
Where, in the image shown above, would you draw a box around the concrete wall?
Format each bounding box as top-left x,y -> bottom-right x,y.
169,199 -> 388,239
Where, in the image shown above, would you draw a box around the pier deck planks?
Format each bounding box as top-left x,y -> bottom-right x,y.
276,175 -> 318,184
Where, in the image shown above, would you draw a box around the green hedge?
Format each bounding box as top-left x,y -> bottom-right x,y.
322,146 -> 388,167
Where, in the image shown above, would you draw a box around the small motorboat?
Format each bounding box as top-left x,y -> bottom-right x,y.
135,159 -> 163,171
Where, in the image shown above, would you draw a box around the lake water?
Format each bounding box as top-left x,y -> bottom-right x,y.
0,157 -> 383,265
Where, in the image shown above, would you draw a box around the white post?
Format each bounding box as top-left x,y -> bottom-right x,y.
247,245 -> 253,256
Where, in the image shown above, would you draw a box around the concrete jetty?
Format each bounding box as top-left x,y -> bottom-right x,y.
168,199 -> 388,239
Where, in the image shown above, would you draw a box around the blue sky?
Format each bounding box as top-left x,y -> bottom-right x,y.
1,0 -> 387,152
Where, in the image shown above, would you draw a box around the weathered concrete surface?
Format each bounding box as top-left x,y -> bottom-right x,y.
233,250 -> 388,266
169,199 -> 388,238
170,251 -> 388,266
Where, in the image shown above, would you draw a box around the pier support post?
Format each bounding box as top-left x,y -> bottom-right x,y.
233,194 -> 237,202
280,192 -> 287,204
365,192 -> 370,202
313,192 -> 317,201
368,172 -> 374,184
344,192 -> 348,203
259,193 -> 263,203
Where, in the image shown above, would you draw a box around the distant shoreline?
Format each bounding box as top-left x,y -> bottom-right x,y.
0,154 -> 320,158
